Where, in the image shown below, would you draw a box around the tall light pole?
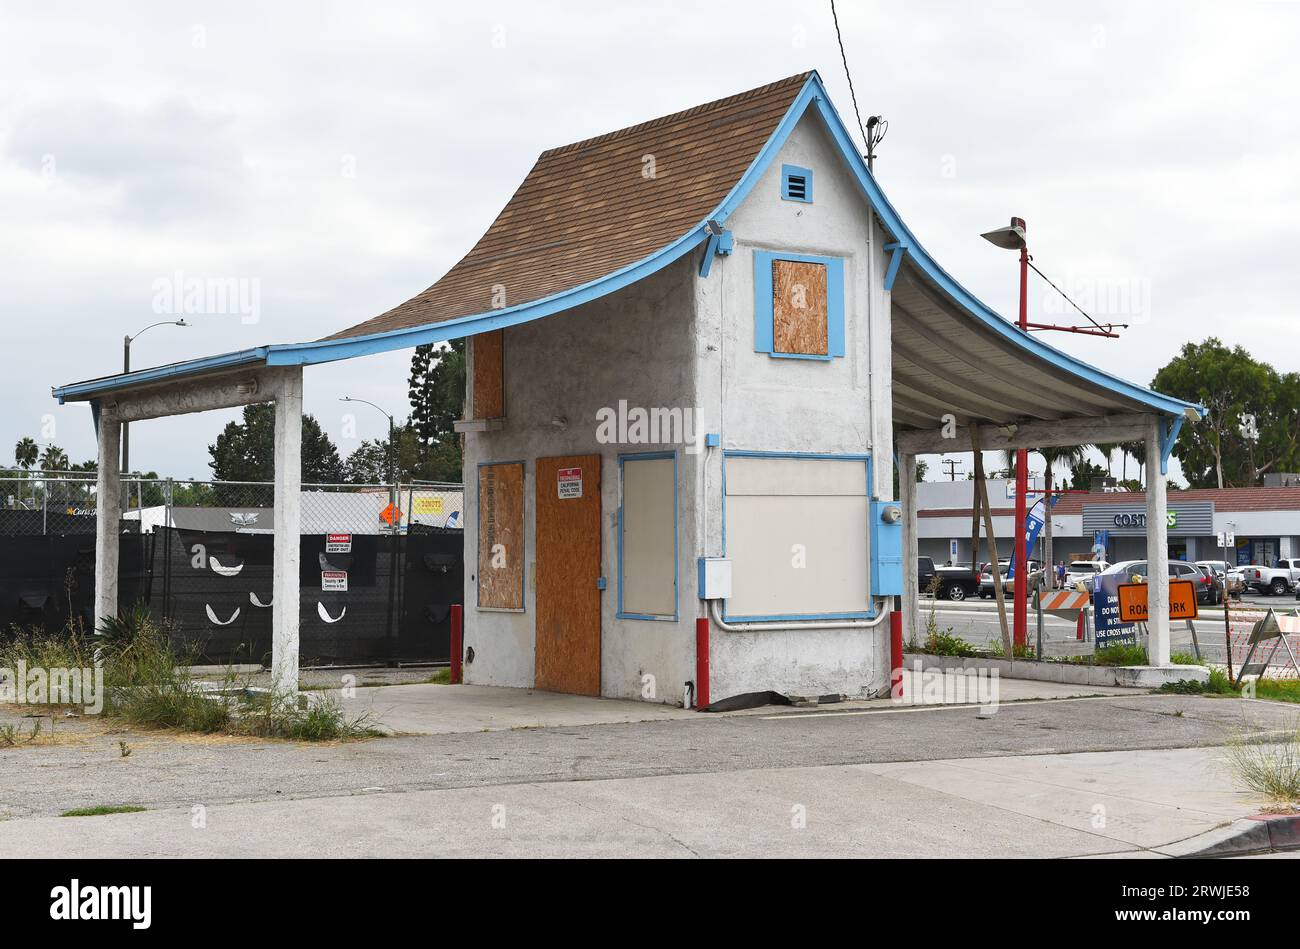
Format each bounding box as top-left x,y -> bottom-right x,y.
981,217 -> 1030,648
341,396 -> 398,664
122,320 -> 188,473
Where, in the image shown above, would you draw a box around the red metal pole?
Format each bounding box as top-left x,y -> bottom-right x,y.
890,607 -> 904,699
450,603 -> 463,684
1014,242 -> 1029,648
695,617 -> 710,709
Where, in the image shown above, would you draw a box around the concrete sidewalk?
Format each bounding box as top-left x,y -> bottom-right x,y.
333,674 -> 1135,735
0,745 -> 1277,858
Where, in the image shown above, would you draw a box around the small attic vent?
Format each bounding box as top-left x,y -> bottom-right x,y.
781,164 -> 813,203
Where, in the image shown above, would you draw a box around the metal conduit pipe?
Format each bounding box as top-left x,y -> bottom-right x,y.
707,598 -> 892,632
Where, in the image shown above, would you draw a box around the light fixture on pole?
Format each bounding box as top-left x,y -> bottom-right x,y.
121,319 -> 189,474
982,217 -> 1030,649
341,396 -> 399,665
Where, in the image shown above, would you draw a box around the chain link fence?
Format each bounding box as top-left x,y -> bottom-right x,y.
0,474 -> 465,666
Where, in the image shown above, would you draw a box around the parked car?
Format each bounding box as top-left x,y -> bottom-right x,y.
1063,560 -> 1108,589
1242,559 -> 1300,596
978,560 -> 1041,600
1195,560 -> 1241,603
918,556 -> 981,601
1097,559 -> 1219,605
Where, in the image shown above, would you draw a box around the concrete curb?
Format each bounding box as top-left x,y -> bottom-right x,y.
903,652 -> 1210,688
1155,813 -> 1300,858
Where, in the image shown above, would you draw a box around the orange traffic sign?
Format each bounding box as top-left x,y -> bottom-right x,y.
380,503 -> 403,526
1116,579 -> 1199,622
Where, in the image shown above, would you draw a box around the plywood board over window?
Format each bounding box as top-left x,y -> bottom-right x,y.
472,330 -> 504,419
771,260 -> 829,356
619,454 -> 677,619
477,461 -> 524,610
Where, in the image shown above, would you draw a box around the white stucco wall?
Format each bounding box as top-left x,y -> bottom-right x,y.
692,113 -> 893,700
461,257 -> 701,705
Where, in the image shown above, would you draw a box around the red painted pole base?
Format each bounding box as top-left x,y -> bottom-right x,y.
695,617 -> 710,710
1076,610 -> 1085,641
450,603 -> 463,684
890,608 -> 904,699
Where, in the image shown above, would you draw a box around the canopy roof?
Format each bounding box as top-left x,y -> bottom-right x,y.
54,70 -> 1202,433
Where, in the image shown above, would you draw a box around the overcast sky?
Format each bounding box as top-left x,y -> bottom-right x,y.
2,1 -> 1296,484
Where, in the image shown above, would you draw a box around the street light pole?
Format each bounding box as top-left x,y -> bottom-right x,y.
980,217 -> 1030,648
121,320 -> 188,474
341,397 -> 399,664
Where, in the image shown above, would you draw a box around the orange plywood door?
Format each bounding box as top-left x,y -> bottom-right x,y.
534,454 -> 602,695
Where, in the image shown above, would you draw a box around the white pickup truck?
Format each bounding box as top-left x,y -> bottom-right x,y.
1243,559 -> 1300,596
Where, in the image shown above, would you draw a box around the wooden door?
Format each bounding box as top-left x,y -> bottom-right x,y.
534,454 -> 602,695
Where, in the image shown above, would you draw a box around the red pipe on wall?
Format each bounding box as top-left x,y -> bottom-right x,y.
450,603 -> 464,684
890,607 -> 904,699
695,616 -> 710,710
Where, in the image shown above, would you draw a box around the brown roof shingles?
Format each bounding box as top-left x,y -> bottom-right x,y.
325,72 -> 813,341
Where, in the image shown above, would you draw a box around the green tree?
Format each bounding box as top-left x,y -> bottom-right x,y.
1067,459 -> 1107,491
39,444 -> 69,471
14,437 -> 38,470
408,340 -> 465,482
343,422 -> 461,484
1151,338 -> 1300,487
208,403 -> 343,483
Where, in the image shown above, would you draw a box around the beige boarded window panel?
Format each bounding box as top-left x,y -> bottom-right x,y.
621,456 -> 676,617
771,260 -> 828,356
472,330 -> 505,420
725,456 -> 869,618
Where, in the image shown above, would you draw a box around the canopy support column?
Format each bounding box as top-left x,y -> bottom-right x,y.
1145,415 -> 1171,665
899,451 -> 919,650
272,367 -> 303,691
94,407 -> 122,629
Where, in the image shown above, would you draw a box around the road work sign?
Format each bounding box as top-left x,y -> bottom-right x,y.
1116,579 -> 1199,622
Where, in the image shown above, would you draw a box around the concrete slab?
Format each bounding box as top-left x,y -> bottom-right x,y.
863,746 -> 1262,851
334,683 -> 700,735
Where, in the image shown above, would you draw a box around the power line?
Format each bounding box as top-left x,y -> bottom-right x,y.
829,0 -> 868,152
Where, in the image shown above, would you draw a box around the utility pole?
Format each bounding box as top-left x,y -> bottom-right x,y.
941,459 -> 961,481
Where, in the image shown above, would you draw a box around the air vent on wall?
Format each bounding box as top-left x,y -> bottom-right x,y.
781,164 -> 813,203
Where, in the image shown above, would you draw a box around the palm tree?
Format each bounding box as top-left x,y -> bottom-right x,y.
1040,445 -> 1091,583
39,444 -> 69,471
1094,443 -> 1119,479
14,437 -> 38,471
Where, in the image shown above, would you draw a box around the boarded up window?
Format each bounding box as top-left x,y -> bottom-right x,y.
723,455 -> 869,619
472,330 -> 504,419
477,461 -> 524,610
619,455 -> 676,618
771,260 -> 828,356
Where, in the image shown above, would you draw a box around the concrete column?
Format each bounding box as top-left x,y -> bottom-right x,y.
94,408 -> 122,629
272,368 -> 303,691
899,452 -> 919,648
1145,417 -> 1170,665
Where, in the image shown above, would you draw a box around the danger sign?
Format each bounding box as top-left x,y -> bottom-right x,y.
325,533 -> 352,553
1116,579 -> 1199,622
557,466 -> 582,500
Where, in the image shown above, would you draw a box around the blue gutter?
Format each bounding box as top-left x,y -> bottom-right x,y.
50,72 -> 1206,423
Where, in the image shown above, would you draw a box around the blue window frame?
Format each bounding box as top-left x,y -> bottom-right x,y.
616,451 -> 679,622
753,250 -> 846,360
781,164 -> 813,203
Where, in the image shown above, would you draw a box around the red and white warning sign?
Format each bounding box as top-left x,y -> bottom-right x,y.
321,570 -> 348,592
557,466 -> 583,500
325,533 -> 352,553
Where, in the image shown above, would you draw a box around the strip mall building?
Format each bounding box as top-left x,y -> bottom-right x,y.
918,479 -> 1300,566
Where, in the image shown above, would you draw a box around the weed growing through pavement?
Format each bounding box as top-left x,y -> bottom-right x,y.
1224,720 -> 1300,804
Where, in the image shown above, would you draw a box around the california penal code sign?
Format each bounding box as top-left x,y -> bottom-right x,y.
1116,579 -> 1198,622
557,466 -> 582,499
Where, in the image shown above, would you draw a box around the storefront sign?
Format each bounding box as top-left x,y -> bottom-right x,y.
1082,501 -> 1213,536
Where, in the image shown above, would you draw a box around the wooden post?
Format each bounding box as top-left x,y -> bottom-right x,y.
971,426 -> 1012,659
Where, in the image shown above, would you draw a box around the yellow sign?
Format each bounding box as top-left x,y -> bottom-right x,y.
413,496 -> 444,515
1117,579 -> 1199,622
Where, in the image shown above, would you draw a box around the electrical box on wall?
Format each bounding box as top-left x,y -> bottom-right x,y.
870,500 -> 904,597
697,557 -> 733,600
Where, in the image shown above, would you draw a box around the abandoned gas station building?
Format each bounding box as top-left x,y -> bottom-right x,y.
53,71 -> 1204,706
